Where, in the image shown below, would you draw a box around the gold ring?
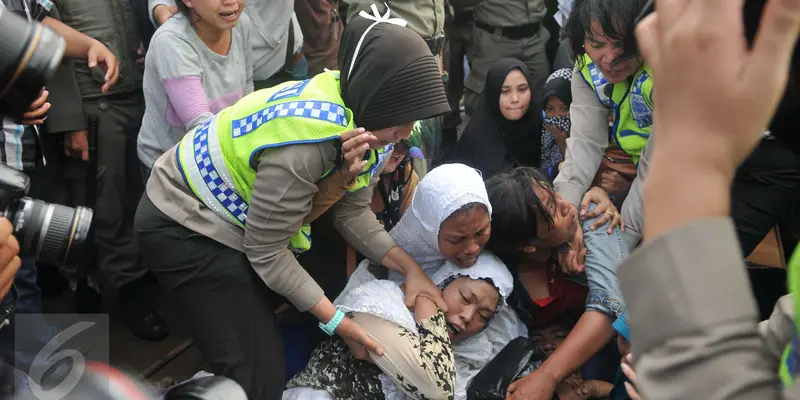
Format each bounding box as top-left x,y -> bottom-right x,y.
607,209 -> 615,217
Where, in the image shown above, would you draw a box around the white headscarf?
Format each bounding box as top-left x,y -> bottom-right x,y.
334,252 -> 515,399
338,163 -> 491,293
389,163 -> 491,277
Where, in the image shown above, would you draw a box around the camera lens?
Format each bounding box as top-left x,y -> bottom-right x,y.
0,8 -> 66,121
7,198 -> 93,270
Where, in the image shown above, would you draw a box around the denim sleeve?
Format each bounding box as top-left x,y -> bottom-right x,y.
581,203 -> 628,317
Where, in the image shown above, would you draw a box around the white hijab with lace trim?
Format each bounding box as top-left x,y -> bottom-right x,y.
334,252 -> 515,399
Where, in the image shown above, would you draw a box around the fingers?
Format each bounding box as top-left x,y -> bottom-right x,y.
346,160 -> 368,176
559,250 -> 580,275
403,291 -> 417,309
81,147 -> 89,162
591,209 -> 613,231
621,362 -> 637,384
584,200 -> 607,219
745,0 -> 800,92
87,45 -> 99,69
624,382 -> 641,400
30,89 -> 49,109
636,13 -> 661,75
0,219 -> 20,298
430,292 -> 449,313
608,212 -> 623,234
22,89 -> 50,124
578,197 -> 590,218
362,334 -> 384,357
655,0 -> 691,30
23,102 -> 50,120
507,381 -> 518,396
101,58 -> 120,93
341,127 -> 366,142
342,134 -> 374,155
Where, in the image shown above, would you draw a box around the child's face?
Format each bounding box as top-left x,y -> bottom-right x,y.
617,335 -> 631,357
544,96 -> 570,118
531,322 -> 571,357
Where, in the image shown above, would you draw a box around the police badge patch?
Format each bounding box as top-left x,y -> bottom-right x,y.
630,72 -> 653,129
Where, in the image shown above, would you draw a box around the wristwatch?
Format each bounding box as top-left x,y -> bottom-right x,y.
319,308 -> 345,336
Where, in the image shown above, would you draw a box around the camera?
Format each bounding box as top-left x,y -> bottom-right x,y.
0,7 -> 65,121
0,164 -> 92,270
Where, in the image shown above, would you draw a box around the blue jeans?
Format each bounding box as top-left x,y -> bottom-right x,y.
0,257 -> 59,373
578,203 -> 628,317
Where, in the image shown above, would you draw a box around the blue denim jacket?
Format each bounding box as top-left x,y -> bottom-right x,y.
578,203 -> 628,317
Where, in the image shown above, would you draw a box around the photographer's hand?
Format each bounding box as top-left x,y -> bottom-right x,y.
0,218 -> 21,298
18,89 -> 50,126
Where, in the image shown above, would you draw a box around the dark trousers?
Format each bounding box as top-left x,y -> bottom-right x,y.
45,93 -> 147,289
732,138 -> 800,256
134,195 -> 285,399
442,13 -> 472,133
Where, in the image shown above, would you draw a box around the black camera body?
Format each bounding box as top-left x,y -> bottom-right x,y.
0,164 -> 92,271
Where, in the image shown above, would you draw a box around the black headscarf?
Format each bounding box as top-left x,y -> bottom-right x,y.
452,58 -> 542,179
337,9 -> 450,131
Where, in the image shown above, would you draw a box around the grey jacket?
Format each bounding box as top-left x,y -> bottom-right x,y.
618,218 -> 800,399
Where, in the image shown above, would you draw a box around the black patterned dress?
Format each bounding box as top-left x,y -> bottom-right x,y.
287,312 -> 455,399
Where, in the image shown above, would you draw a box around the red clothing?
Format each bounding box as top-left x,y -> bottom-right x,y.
512,267 -> 588,330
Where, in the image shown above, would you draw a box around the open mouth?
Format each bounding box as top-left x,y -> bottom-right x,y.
219,10 -> 238,20
446,322 -> 462,338
604,66 -> 624,76
459,256 -> 478,267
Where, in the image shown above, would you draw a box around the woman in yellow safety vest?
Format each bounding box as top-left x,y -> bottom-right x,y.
133,7 -> 452,399
555,0 -> 651,236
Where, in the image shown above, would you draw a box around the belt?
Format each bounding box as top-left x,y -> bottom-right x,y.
475,21 -> 541,40
425,35 -> 445,55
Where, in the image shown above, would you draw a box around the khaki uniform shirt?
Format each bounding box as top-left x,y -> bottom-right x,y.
146,142 -> 396,312
345,0 -> 445,38
472,0 -> 546,26
619,218 -> 800,399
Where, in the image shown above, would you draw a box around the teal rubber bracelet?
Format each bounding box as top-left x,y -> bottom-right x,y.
319,308 -> 345,336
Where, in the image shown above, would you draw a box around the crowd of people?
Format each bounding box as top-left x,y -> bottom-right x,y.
2,0 -> 800,399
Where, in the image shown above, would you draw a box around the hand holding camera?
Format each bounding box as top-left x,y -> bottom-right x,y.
17,89 -> 49,126
0,217 -> 20,298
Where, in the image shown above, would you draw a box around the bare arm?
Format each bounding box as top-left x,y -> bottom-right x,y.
41,16 -> 119,91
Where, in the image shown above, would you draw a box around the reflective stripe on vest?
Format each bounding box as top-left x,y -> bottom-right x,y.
579,54 -> 653,163
177,118 -> 248,228
174,72 -> 393,254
